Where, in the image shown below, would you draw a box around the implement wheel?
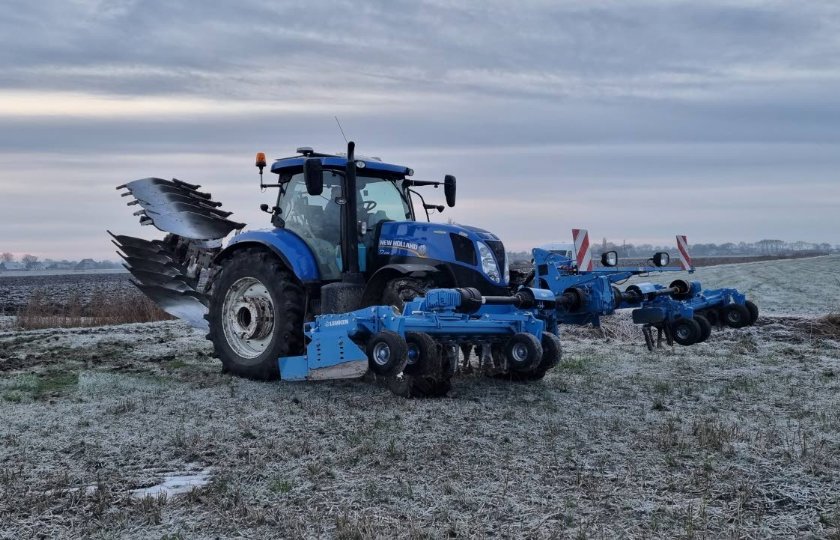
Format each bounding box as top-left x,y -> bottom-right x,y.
722,304 -> 750,329
404,332 -> 441,376
694,315 -> 712,343
508,332 -> 562,381
367,331 -> 408,376
670,318 -> 701,346
387,336 -> 451,399
538,332 -> 562,374
745,300 -> 759,325
702,308 -> 720,327
207,248 -> 304,380
504,333 -> 543,372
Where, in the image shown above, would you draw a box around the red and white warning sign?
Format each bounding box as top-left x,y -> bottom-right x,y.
676,235 -> 692,270
572,228 -> 593,271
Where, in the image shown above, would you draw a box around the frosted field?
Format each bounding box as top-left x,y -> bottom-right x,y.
628,254 -> 840,315
0,256 -> 839,538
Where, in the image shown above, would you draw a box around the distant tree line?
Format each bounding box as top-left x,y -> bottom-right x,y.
0,252 -> 121,271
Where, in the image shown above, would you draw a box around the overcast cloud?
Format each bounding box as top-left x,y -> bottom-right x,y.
1,0 -> 839,259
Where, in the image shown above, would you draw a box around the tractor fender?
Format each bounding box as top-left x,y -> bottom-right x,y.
215,229 -> 321,283
361,263 -> 454,306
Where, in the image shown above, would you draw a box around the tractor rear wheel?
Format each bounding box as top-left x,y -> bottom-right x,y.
694,315 -> 712,343
206,248 -> 304,380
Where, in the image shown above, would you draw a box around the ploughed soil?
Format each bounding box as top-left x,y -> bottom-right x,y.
0,271 -> 133,314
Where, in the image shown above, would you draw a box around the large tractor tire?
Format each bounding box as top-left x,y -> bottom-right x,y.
381,276 -> 434,312
206,248 -> 304,380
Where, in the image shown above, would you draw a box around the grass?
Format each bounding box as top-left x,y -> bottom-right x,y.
1,371 -> 78,401
15,289 -> 170,330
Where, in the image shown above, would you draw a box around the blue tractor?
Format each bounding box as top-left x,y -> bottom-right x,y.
113,142 -> 517,394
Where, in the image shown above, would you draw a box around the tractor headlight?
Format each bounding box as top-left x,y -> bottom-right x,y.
476,241 -> 501,282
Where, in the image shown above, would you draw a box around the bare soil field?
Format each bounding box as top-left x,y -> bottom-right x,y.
1,257 -> 839,538
0,271 -> 133,314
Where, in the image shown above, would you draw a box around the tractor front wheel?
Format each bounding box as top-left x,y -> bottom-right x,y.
206,248 -> 304,380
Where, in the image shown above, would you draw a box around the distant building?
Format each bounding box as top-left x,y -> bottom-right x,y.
0,262 -> 26,271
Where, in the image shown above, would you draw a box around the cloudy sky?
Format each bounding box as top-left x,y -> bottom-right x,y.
1,0 -> 839,259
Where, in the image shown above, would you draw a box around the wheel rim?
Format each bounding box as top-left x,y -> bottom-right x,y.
675,325 -> 691,340
221,277 -> 275,359
372,342 -> 392,367
406,343 -> 419,366
511,342 -> 529,363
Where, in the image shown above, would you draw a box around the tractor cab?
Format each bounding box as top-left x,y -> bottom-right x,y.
255,143 -> 508,314
267,149 -> 422,281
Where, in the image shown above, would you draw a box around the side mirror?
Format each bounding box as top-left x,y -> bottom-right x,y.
444,175 -> 456,207
601,251 -> 618,267
303,158 -> 324,196
652,252 -> 670,267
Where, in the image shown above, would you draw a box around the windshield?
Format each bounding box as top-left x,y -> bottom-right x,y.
276,172 -> 412,279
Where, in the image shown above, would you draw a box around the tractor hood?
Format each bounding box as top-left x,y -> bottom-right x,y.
377,221 -> 508,286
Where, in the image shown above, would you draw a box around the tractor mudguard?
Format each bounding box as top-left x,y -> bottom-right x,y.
217,229 -> 321,283
361,263 -> 452,306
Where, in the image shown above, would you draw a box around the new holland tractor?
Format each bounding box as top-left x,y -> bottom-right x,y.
113,142 -> 532,396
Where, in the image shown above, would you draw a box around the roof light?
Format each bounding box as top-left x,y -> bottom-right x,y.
296,146 -> 314,156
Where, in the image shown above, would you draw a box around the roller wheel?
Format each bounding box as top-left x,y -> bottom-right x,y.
504,333 -> 543,372
367,331 -> 408,376
694,315 -> 712,343
385,333 -> 451,398
745,300 -> 759,325
670,318 -> 701,346
206,248 -> 304,380
721,304 -> 750,329
404,332 -> 441,376
511,332 -> 562,381
537,332 -> 562,373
